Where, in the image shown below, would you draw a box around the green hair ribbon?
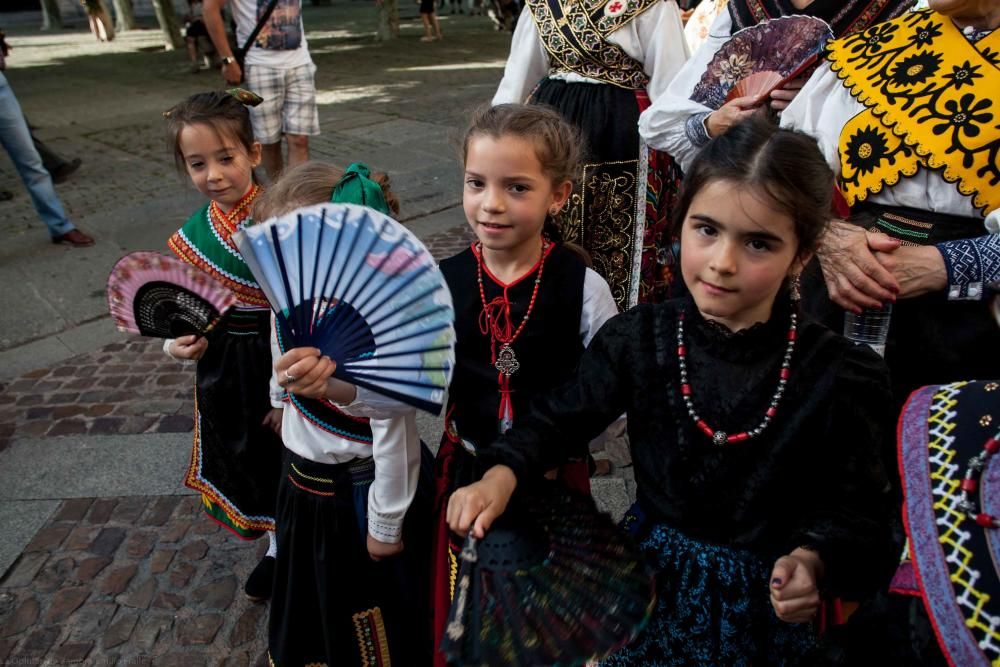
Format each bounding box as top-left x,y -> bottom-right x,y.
330,162 -> 391,216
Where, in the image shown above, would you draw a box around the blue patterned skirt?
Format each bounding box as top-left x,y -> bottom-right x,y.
601,510 -> 817,666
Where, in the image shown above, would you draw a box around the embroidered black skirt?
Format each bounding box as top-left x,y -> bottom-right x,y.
184,308 -> 282,539
269,447 -> 434,667
529,77 -> 682,308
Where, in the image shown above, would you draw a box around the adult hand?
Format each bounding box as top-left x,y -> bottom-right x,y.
221,60 -> 242,86
873,244 -> 947,299
262,407 -> 283,437
817,221 -> 901,313
367,533 -> 404,561
274,347 -> 337,399
680,7 -> 694,24
706,95 -> 763,138
769,77 -> 806,112
446,465 -> 518,539
169,334 -> 209,361
770,548 -> 824,624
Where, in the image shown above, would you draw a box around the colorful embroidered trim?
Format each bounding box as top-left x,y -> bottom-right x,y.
829,10 -> 1000,214
352,607 -> 392,666
184,392 -> 276,535
525,0 -> 655,90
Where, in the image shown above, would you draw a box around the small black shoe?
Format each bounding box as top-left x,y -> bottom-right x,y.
51,157 -> 82,184
244,555 -> 275,602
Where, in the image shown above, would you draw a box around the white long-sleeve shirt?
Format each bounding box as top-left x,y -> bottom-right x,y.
269,323 -> 420,544
492,0 -> 690,105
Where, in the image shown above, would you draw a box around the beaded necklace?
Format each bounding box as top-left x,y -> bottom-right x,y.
676,309 -> 797,446
475,240 -> 550,433
958,428 -> 1000,528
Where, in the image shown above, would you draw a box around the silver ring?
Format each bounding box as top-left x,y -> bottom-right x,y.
283,371 -> 296,384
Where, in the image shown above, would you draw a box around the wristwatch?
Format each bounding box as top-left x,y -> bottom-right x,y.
221,56 -> 237,66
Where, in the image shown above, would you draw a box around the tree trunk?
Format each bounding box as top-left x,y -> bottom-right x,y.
374,0 -> 399,41
111,0 -> 136,32
39,0 -> 63,31
151,0 -> 184,50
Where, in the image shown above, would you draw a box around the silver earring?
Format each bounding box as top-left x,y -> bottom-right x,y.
789,274 -> 802,302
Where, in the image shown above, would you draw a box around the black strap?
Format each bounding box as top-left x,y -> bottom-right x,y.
235,0 -> 281,64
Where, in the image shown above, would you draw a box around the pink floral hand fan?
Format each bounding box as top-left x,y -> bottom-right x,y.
690,15 -> 833,110
107,251 -> 236,338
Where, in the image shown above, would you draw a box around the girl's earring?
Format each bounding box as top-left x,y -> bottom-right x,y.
789,273 -> 802,302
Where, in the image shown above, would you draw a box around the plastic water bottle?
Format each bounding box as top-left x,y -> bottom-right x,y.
843,304 -> 893,357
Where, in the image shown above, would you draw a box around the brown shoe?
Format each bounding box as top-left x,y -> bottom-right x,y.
51,229 -> 95,247
50,158 -> 82,185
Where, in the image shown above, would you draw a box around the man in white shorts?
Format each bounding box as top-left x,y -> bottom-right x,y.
203,0 -> 319,179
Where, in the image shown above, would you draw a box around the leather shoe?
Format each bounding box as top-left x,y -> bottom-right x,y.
244,555 -> 275,602
50,158 -> 82,185
51,229 -> 95,247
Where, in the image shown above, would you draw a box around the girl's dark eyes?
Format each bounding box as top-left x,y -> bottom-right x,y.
509,184 -> 529,193
465,179 -> 484,188
694,223 -> 717,236
747,239 -> 772,252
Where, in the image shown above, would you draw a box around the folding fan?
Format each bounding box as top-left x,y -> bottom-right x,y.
690,15 -> 833,110
107,251 -> 236,338
440,483 -> 655,666
233,202 -> 455,415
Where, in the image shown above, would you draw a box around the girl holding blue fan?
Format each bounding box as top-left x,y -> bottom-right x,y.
162,89 -> 283,602
446,117 -> 898,665
254,161 -> 434,667
429,104 -> 620,667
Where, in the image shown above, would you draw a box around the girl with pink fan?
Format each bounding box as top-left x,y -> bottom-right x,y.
162,90 -> 284,602
254,162 -> 436,667
446,118 -> 897,665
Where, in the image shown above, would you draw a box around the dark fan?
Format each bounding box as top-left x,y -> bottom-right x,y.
690,15 -> 833,109
441,483 -> 655,666
107,251 -> 236,338
233,202 -> 456,415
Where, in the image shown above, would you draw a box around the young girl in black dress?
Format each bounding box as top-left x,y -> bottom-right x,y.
446,116 -> 898,665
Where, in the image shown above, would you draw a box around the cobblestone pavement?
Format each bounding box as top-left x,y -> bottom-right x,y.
0,5 -> 633,663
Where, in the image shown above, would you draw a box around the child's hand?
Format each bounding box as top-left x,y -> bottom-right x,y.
262,407 -> 283,436
769,547 -> 824,623
367,533 -> 404,561
169,334 -> 209,360
275,347 -> 336,399
446,465 -> 517,539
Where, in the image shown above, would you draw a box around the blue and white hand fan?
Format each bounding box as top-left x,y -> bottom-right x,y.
233,202 -> 455,415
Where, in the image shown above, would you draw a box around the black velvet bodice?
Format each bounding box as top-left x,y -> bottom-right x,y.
484,297 -> 897,597
440,244 -> 586,451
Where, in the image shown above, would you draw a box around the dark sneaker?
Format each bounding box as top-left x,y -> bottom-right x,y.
244,555 -> 275,602
50,157 -> 82,184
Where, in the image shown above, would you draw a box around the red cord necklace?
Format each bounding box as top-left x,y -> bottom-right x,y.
676,309 -> 797,445
475,240 -> 550,433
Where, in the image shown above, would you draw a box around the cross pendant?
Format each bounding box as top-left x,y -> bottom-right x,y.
494,344 -> 520,377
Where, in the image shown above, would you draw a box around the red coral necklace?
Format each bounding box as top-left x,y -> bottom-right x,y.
475,240 -> 549,433
676,310 -> 797,446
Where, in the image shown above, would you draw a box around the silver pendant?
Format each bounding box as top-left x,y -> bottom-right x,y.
712,431 -> 728,446
494,344 -> 520,377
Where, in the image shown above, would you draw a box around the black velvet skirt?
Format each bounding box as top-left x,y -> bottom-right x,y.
184,307 -> 282,539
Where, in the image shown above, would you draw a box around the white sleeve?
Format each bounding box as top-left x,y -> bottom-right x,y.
638,8 -> 732,170
580,268 -> 619,347
633,0 -> 690,101
779,62 -> 853,173
336,386 -> 417,419
493,11 -> 550,105
367,412 -> 421,544
268,318 -> 286,408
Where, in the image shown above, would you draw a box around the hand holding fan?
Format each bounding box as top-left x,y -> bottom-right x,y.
690,15 -> 833,110
233,202 -> 455,415
441,483 -> 655,666
107,251 -> 236,338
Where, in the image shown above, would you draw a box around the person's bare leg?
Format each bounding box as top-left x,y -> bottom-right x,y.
261,142 -> 284,181
420,12 -> 432,38
431,11 -> 442,38
286,134 -> 309,169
